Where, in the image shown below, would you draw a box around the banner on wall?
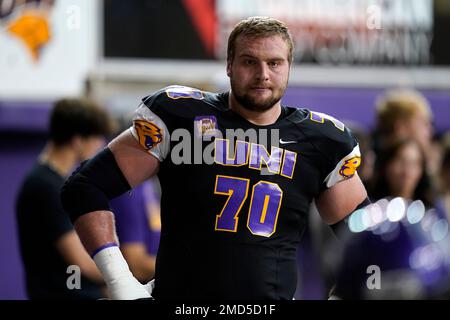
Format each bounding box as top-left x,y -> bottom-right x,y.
0,0 -> 55,61
0,0 -> 97,100
104,0 -> 450,66
217,0 -> 434,65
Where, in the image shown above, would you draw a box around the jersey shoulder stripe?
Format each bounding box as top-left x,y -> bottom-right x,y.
141,85 -> 227,119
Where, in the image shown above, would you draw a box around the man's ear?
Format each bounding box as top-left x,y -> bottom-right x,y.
70,135 -> 83,153
226,61 -> 232,77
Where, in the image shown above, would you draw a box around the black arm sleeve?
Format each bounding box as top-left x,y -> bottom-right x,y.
330,197 -> 372,240
61,147 -> 131,223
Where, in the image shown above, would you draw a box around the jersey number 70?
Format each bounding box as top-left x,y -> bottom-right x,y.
214,175 -> 283,237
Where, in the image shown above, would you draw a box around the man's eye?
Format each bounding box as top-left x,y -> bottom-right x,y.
269,61 -> 279,67
245,59 -> 255,65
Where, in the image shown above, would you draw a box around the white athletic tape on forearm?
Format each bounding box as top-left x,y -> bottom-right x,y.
93,246 -> 151,300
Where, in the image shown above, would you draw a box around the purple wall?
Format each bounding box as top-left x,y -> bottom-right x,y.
0,102 -> 52,133
284,87 -> 450,134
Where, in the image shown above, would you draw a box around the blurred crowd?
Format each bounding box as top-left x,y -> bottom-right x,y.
306,88 -> 450,300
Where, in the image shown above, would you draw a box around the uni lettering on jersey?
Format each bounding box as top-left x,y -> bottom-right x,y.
214,139 -> 297,179
249,144 -> 283,175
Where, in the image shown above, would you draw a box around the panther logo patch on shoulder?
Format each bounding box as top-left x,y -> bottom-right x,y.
339,156 -> 361,179
134,120 -> 163,150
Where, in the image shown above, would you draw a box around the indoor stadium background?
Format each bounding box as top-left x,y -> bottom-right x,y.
1,0 -> 449,300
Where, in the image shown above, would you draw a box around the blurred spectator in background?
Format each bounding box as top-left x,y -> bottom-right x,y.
436,134 -> 450,220
332,210 -> 450,299
110,177 -> 161,283
375,89 -> 441,178
15,98 -> 114,299
370,139 -> 435,208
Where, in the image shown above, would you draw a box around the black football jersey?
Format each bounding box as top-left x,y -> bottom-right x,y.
130,85 -> 361,300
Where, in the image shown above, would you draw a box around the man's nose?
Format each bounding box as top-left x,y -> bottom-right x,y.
255,63 -> 270,81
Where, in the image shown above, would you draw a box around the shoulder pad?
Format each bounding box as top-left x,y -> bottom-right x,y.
141,85 -> 215,119
143,85 -> 204,105
299,109 -> 360,187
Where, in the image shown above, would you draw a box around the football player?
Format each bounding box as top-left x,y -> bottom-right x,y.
61,17 -> 369,300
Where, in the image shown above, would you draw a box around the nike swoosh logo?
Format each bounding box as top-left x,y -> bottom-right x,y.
279,139 -> 298,145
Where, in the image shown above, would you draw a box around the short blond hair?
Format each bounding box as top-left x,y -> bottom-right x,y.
376,89 -> 432,135
227,16 -> 294,64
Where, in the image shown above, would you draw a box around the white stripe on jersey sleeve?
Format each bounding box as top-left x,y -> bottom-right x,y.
323,144 -> 361,188
130,103 -> 170,162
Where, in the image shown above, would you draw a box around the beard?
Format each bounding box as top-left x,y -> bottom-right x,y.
231,79 -> 286,112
